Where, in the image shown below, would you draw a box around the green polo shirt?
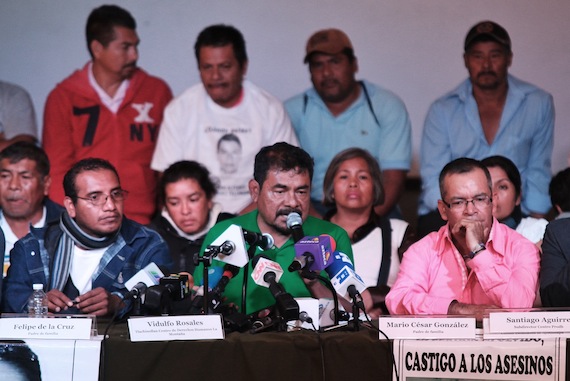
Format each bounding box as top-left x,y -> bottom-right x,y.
194,210 -> 353,315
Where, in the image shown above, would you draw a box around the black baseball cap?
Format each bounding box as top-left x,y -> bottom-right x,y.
464,21 -> 511,51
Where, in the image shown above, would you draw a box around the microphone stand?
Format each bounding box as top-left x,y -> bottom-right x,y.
241,245 -> 258,316
300,270 -> 341,326
350,298 -> 361,331
349,288 -> 366,331
194,245 -> 221,314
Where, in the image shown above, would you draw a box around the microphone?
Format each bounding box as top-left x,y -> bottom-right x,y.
242,229 -> 274,250
286,212 -> 304,243
125,282 -> 147,301
251,255 -> 299,321
299,311 -> 313,324
144,273 -> 191,314
205,240 -> 236,256
211,264 -> 240,296
288,234 -> 336,272
325,251 -> 366,310
189,266 -> 225,314
124,262 -> 165,300
206,224 -> 250,267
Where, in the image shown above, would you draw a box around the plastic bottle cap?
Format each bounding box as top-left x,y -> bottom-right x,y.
32,284 -> 44,290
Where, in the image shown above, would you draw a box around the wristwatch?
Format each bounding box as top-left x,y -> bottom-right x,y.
463,243 -> 486,260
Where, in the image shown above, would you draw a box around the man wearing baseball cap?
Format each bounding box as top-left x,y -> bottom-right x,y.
285,29 -> 412,218
417,21 -> 555,237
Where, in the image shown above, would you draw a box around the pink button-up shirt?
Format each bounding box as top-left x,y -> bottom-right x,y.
385,218 -> 540,315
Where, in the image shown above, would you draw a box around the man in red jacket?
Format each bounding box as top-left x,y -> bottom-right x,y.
42,5 -> 172,224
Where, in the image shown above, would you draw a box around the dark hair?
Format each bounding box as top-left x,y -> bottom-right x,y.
253,142 -> 314,188
217,133 -> 241,151
194,24 -> 248,68
550,167 -> 570,212
0,341 -> 41,381
159,160 -> 217,203
439,157 -> 492,199
0,141 -> 50,178
481,155 -> 522,198
63,158 -> 120,201
322,147 -> 384,207
86,5 -> 136,58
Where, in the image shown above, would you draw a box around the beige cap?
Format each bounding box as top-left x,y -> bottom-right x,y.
304,28 -> 353,63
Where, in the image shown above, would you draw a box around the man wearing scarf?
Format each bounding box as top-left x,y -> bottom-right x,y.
2,158 -> 171,317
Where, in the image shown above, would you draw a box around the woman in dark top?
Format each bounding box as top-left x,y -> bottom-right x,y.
149,161 -> 232,274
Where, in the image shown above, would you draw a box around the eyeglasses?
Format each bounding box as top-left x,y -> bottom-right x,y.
76,189 -> 128,206
441,194 -> 492,211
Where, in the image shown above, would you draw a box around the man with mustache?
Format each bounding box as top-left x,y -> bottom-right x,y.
42,5 -> 172,225
285,29 -> 411,218
418,21 -> 554,237
2,158 -> 171,316
0,142 -> 63,280
152,24 -> 298,215
386,158 -> 540,315
193,143 -> 354,315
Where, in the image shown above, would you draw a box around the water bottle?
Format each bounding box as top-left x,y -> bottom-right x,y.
27,283 -> 48,316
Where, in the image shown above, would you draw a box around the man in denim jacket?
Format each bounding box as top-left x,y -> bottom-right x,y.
2,158 -> 171,316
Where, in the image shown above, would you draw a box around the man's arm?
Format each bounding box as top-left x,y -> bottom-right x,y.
539,221 -> 570,307
374,169 -> 406,217
419,103 -> 453,214
385,239 -> 454,315
522,94 -> 555,217
150,100 -> 186,172
42,89 -> 76,205
264,100 -> 299,147
1,239 -> 43,313
469,234 -> 539,309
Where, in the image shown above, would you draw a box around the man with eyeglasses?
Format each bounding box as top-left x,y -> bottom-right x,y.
2,158 -> 172,316
386,158 -> 539,316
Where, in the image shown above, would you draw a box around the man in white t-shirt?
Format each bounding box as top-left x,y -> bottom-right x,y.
151,24 -> 298,214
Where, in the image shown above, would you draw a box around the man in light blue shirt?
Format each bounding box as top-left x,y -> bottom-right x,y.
418,21 -> 554,236
285,29 -> 411,217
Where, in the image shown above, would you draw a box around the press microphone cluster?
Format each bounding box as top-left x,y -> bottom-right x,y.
123,262 -> 196,316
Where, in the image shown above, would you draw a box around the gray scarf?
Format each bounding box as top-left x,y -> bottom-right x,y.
50,212 -> 120,291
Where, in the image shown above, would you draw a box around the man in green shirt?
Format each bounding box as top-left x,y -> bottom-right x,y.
194,142 -> 353,314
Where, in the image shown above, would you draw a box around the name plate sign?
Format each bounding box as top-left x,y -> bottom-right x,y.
489,311 -> 570,334
378,317 -> 476,339
128,315 -> 225,342
0,317 -> 93,340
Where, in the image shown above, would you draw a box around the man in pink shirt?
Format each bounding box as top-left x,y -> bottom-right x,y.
386,158 -> 539,316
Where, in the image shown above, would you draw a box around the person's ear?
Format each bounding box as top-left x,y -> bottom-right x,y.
249,179 -> 260,203
64,197 -> 77,218
437,200 -> 449,222
42,175 -> 52,196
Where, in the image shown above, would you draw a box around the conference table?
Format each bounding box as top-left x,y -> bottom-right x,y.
100,322 -> 394,380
